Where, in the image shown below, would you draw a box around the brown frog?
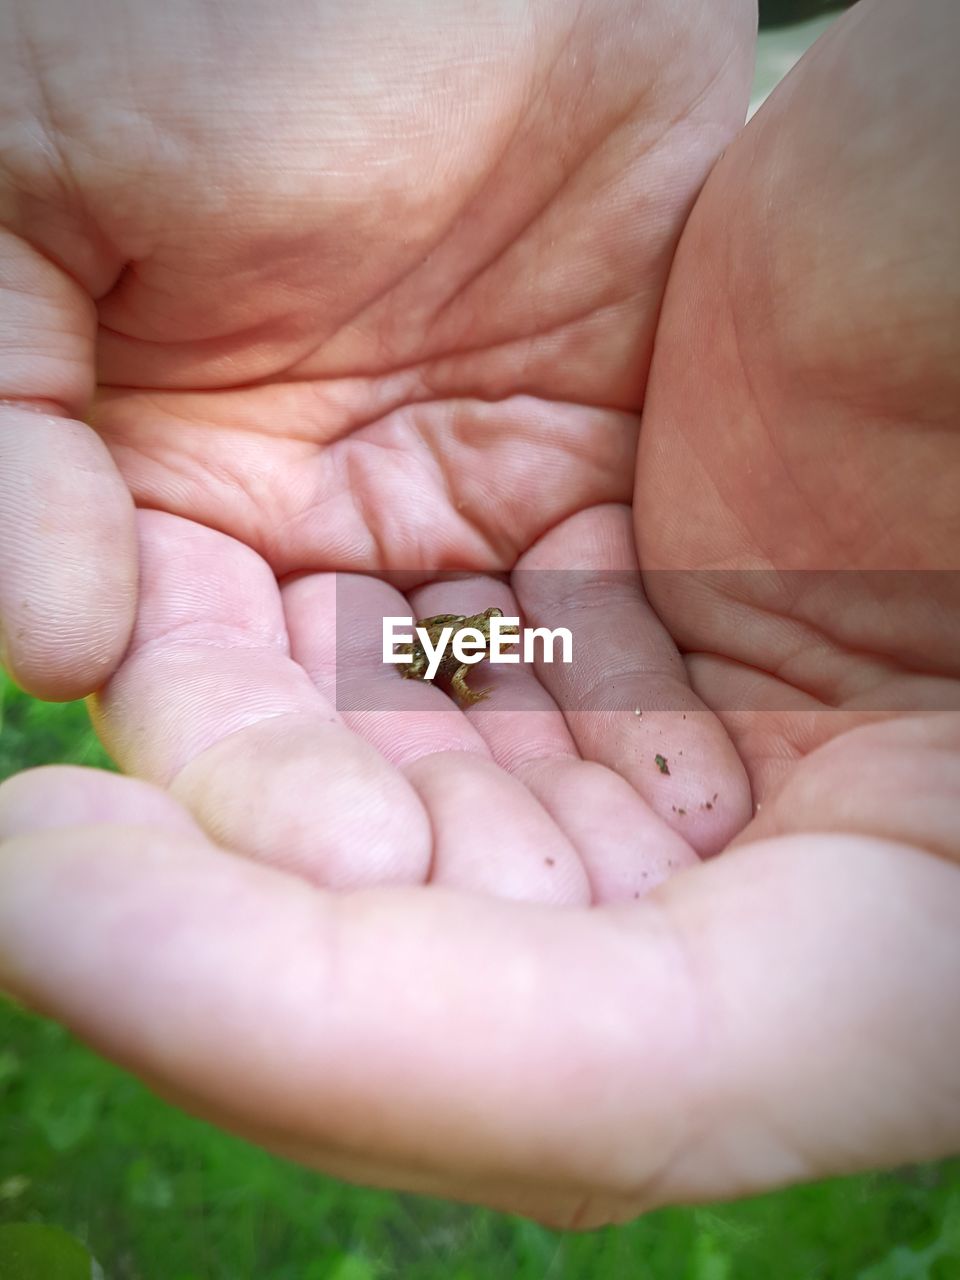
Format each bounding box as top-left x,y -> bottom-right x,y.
399,607 -> 520,705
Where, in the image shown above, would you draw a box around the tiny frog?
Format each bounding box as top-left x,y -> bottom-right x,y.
400,607 -> 519,705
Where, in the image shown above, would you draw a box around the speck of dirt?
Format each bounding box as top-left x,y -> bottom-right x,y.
633,891 -> 640,899
682,714 -> 686,720
641,872 -> 649,879
705,801 -> 713,811
545,857 -> 556,867
677,807 -> 686,816
654,754 -> 670,775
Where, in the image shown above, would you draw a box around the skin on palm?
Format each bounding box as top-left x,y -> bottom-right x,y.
88,505 -> 736,901
0,0 -> 758,896
0,0 -> 958,1228
4,0 -> 755,578
0,767 -> 957,1228
635,0 -> 960,802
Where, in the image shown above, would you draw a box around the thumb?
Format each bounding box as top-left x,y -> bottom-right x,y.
1,767 -> 958,1227
0,229 -> 136,699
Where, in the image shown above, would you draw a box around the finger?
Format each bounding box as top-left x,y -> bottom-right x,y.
683,625 -> 960,807
516,758 -> 698,902
0,232 -> 136,698
516,506 -> 751,854
730,712 -> 960,864
93,510 -> 431,889
283,571 -> 491,764
285,573 -> 588,904
404,751 -> 589,905
0,765 -> 202,839
404,576 -> 698,901
404,576 -> 578,737
1,772 -> 958,1225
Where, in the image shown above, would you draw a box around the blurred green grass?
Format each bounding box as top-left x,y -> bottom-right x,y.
1,669 -> 959,1279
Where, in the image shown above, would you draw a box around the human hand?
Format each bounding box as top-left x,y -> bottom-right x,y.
0,0 -> 757,898
2,0 -> 959,1228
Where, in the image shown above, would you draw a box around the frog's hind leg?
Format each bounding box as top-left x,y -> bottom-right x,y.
452,667 -> 488,706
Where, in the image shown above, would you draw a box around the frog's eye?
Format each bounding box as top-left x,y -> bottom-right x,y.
488,607 -> 503,617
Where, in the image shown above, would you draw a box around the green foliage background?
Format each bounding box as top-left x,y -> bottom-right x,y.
1,671 -> 959,1278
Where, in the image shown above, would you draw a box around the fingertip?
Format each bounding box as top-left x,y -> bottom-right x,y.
0,765 -> 203,841
405,751 -> 591,905
169,717 -> 434,890
3,633 -> 133,705
0,412 -> 138,700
